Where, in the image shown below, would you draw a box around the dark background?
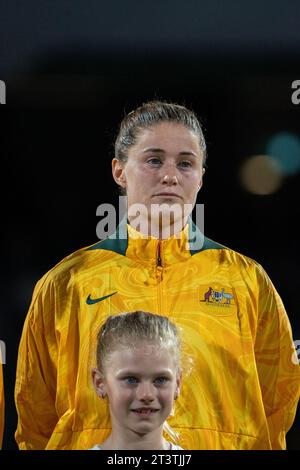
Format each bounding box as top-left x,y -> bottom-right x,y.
0,0 -> 299,450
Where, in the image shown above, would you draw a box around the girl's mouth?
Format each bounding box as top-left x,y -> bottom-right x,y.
132,408 -> 159,415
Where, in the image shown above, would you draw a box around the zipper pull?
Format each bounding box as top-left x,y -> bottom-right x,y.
157,242 -> 162,267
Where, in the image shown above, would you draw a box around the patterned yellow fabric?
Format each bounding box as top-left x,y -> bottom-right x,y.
0,357 -> 4,448
15,222 -> 300,450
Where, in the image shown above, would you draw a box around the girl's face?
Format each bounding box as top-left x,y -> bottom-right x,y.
112,122 -> 205,225
94,342 -> 181,438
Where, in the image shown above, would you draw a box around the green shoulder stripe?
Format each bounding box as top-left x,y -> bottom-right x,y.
189,218 -> 227,255
86,218 -> 128,256
86,217 -> 225,256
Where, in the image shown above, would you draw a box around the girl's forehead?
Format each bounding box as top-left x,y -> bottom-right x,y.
135,343 -> 164,357
104,341 -> 180,377
111,341 -> 176,364
122,341 -> 168,356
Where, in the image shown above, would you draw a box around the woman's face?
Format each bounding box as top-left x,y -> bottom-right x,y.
112,122 -> 205,229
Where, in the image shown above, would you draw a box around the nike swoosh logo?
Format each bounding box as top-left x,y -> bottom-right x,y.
86,291 -> 118,305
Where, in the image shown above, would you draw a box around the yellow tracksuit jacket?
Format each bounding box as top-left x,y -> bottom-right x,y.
15,221 -> 300,449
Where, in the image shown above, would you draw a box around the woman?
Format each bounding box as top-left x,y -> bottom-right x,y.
15,100 -> 300,450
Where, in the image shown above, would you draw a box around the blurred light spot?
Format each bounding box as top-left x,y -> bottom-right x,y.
239,154 -> 283,195
266,132 -> 300,176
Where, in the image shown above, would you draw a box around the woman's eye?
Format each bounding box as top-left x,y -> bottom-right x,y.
147,158 -> 162,165
179,161 -> 192,168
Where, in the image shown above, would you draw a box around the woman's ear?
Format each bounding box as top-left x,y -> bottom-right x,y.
92,368 -> 107,399
112,158 -> 127,188
197,168 -> 205,191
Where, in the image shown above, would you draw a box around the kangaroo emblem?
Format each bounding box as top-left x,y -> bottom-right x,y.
201,287 -> 213,302
201,287 -> 234,306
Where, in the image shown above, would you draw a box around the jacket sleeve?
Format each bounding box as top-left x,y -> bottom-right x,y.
254,266 -> 300,449
15,277 -> 58,450
0,361 -> 4,449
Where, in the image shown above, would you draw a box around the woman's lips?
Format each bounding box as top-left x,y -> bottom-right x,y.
153,193 -> 181,198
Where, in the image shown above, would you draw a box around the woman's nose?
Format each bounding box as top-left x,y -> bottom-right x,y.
162,173 -> 178,185
161,164 -> 179,185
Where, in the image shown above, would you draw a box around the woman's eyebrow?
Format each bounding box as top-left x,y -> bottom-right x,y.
142,147 -> 198,157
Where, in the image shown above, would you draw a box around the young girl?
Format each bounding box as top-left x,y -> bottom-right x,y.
91,311 -> 183,450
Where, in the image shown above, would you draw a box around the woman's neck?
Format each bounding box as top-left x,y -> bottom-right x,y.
128,213 -> 189,240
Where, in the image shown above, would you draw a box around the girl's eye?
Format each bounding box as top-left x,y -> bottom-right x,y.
147,158 -> 162,165
154,377 -> 168,385
124,377 -> 138,385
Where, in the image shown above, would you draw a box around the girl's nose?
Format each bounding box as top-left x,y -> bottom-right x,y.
136,382 -> 155,401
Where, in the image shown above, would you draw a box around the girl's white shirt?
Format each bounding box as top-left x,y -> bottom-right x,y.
90,442 -> 183,450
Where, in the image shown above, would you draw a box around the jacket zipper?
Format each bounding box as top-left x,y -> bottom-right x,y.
157,241 -> 162,267
156,241 -> 163,314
